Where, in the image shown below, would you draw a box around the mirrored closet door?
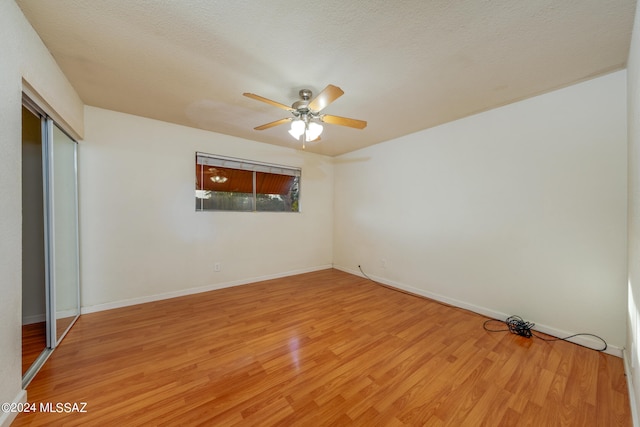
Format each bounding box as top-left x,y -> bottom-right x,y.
22,96 -> 80,387
49,122 -> 81,344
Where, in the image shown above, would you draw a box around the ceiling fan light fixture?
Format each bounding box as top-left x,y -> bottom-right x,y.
210,175 -> 228,183
306,121 -> 323,141
245,84 -> 365,147
289,119 -> 305,139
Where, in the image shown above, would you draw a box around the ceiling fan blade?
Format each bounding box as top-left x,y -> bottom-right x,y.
254,118 -> 291,130
308,84 -> 344,112
243,93 -> 294,112
321,114 -> 367,129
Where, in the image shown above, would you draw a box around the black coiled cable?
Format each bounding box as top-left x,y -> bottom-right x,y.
504,315 -> 534,338
483,315 -> 607,352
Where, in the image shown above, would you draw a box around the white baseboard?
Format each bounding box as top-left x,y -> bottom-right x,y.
0,389 -> 27,427
623,349 -> 640,427
335,265 -> 624,358
81,265 -> 333,315
22,314 -> 45,325
23,309 -> 77,325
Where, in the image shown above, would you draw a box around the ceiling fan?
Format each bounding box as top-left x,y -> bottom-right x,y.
243,84 -> 367,148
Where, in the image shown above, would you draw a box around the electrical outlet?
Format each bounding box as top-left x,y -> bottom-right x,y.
214,262 -> 221,272
380,259 -> 387,269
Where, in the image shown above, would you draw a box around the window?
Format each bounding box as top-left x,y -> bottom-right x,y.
196,153 -> 300,212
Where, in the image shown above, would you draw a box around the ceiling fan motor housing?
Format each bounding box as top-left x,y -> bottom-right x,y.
292,89 -> 313,113
299,89 -> 312,100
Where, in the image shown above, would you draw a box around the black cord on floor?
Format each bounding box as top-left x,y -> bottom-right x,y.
357,265 -> 608,352
483,315 -> 607,352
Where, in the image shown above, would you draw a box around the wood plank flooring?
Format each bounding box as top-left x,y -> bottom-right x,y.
14,269 -> 631,426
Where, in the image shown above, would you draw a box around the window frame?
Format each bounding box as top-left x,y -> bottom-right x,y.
195,152 -> 301,213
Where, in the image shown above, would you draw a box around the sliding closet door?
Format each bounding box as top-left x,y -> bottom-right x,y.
21,105 -> 47,375
47,123 -> 80,346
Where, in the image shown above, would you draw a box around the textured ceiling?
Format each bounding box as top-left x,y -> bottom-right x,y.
17,0 -> 637,156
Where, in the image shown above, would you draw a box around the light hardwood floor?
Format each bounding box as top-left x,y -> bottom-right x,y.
14,269 -> 631,426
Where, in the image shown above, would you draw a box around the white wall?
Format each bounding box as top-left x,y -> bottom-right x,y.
79,107 -> 333,311
334,71 -> 628,352
626,0 -> 640,421
0,2 -> 83,426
